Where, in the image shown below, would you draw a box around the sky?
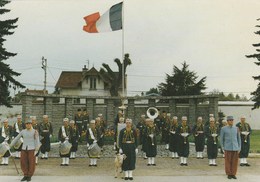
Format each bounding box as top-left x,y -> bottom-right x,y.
3,0 -> 260,98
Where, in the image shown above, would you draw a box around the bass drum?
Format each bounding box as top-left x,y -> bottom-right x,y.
13,138 -> 23,150
59,140 -> 72,155
88,142 -> 101,158
0,142 -> 9,157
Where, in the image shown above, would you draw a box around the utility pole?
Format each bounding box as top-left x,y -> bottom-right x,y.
42,56 -> 47,94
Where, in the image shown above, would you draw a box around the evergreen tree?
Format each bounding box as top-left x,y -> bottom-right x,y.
246,19 -> 260,109
146,87 -> 159,96
0,0 -> 25,107
158,61 -> 206,96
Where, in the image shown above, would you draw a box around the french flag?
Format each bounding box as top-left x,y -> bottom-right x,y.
83,2 -> 123,33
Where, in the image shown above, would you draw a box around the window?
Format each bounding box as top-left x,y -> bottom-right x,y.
90,77 -> 96,90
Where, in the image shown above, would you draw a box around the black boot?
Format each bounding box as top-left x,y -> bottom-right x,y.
27,176 -> 32,181
21,176 -> 27,181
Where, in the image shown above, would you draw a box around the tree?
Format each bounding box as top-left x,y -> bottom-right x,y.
146,87 -> 160,96
246,19 -> 260,109
99,53 -> 131,97
158,61 -> 206,96
0,0 -> 25,107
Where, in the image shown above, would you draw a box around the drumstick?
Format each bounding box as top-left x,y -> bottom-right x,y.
8,149 -> 20,175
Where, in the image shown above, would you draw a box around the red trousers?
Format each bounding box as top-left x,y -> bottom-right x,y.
224,151 -> 239,176
20,150 -> 36,177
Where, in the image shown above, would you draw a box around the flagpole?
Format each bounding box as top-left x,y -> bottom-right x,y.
121,0 -> 125,107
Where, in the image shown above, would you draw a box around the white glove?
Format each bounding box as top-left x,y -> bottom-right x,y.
58,141 -> 61,144
65,137 -> 69,140
119,148 -> 123,154
50,134 -> 52,138
5,143 -> 10,150
12,136 -> 14,139
4,137 -> 9,141
93,140 -> 97,143
87,143 -> 89,147
135,148 -> 138,154
113,142 -> 116,150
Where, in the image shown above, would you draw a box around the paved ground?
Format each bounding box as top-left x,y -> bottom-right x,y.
1,144 -> 259,182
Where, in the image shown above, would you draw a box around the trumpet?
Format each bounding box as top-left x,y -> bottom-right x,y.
242,131 -> 249,143
149,133 -> 155,146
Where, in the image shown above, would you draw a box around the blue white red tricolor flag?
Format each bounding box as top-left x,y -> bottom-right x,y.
83,2 -> 123,33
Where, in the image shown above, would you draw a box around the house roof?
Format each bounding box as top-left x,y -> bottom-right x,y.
55,66 -> 126,89
24,89 -> 48,95
55,71 -> 82,88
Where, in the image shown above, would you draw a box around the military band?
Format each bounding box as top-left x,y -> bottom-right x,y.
0,111 -> 256,180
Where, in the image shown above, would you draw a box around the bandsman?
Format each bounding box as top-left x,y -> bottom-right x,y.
220,115 -> 241,180
236,115 -> 252,166
58,118 -> 71,166
0,118 -> 12,165
177,116 -> 191,166
39,115 -> 53,159
168,116 -> 179,159
119,118 -> 138,180
69,120 -> 79,159
192,116 -> 205,159
98,113 -> 107,129
12,114 -> 25,159
205,117 -> 219,166
82,108 -> 89,132
114,117 -> 125,151
95,117 -> 105,151
10,119 -> 41,182
144,118 -> 159,166
136,114 -> 147,159
74,108 -> 83,139
86,120 -> 101,167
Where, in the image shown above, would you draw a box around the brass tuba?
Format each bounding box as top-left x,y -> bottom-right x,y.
146,107 -> 159,146
146,107 -> 159,120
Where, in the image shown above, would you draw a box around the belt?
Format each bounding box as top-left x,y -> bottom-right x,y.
43,130 -> 49,132
76,121 -> 82,124
124,141 -> 134,144
197,131 -> 204,134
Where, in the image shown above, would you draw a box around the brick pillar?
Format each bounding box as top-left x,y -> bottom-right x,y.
45,97 -> 53,119
148,99 -> 156,107
209,97 -> 218,121
21,95 -> 33,122
127,99 -> 135,122
188,98 -> 196,125
169,99 -> 176,115
106,99 -> 114,125
65,98 -> 73,120
86,98 -> 95,120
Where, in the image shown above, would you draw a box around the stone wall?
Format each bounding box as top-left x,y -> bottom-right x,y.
21,94 -> 219,136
